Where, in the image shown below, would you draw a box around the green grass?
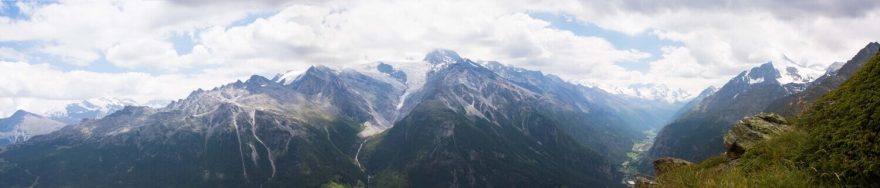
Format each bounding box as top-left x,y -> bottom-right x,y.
655,130 -> 828,188
320,181 -> 351,188
796,54 -> 880,185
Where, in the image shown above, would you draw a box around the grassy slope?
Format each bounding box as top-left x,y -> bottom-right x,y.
654,54 -> 880,187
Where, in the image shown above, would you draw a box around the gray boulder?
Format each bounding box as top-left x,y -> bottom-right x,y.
723,113 -> 791,159
653,157 -> 694,176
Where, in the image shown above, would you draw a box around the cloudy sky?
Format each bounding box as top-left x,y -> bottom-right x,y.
1,0 -> 879,116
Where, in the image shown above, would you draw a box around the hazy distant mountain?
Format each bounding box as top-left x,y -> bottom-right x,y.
0,49 -> 673,187
48,97 -> 140,125
671,86 -> 717,119
602,83 -> 694,104
0,110 -> 64,145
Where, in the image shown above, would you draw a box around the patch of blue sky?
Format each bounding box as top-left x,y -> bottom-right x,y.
169,32 -> 196,55
528,12 -> 683,72
228,11 -> 277,28
0,0 -> 57,20
0,40 -> 41,50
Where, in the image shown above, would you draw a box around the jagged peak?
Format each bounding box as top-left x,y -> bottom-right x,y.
867,41 -> 880,49
10,110 -> 38,118
825,61 -> 846,74
247,74 -> 268,81
424,49 -> 463,65
245,75 -> 272,84
697,86 -> 717,98
273,65 -> 339,86
739,61 -> 818,85
106,106 -> 154,119
306,65 -> 335,73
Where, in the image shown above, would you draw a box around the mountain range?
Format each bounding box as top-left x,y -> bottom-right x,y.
0,98 -> 154,147
47,97 -> 143,125
1,43 -> 877,187
0,50 -> 681,187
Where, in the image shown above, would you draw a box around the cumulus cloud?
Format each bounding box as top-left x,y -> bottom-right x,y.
185,3 -> 648,78
561,0 -> 880,86
612,0 -> 880,20
106,38 -> 184,70
0,61 -> 244,116
1,0 -> 879,115
0,0 -> 293,66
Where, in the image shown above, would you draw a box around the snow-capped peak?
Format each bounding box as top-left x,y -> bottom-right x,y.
82,97 -> 138,111
741,61 -> 821,85
272,66 -> 337,86
272,70 -> 302,85
825,61 -> 846,75
599,83 -> 694,103
46,97 -> 140,124
424,49 -> 463,65
696,86 -> 718,99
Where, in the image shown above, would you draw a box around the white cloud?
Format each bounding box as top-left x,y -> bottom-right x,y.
0,61 -> 244,116
0,47 -> 27,62
184,2 -> 648,85
566,1 -> 880,76
106,38 -> 183,70
0,0 -> 295,66
1,0 -> 880,114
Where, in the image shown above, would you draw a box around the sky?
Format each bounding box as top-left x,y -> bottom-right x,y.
1,0 -> 879,117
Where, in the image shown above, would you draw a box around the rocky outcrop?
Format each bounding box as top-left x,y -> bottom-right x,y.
653,157 -> 694,176
634,176 -> 657,188
723,113 -> 791,159
638,113 -> 793,188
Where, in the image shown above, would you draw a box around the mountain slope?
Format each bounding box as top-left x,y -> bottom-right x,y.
798,52 -> 880,184
671,86 -> 717,119
486,61 -> 684,131
364,60 -> 622,187
0,110 -> 65,145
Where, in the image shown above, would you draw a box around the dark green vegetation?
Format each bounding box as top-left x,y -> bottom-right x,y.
798,52 -> 880,185
652,53 -> 880,187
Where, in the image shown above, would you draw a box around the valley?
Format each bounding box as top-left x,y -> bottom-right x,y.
620,129 -> 657,186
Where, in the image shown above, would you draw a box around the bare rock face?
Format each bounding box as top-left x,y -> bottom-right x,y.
723,113 -> 791,159
653,157 -> 694,176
